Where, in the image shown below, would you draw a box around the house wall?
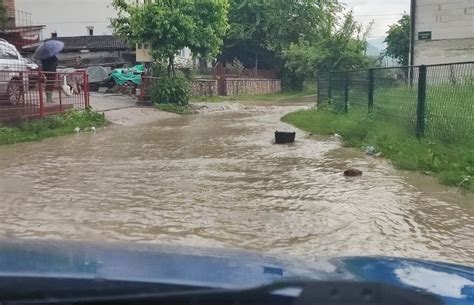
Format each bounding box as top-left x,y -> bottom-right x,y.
136,44 -> 152,63
16,0 -> 195,62
15,0 -> 117,38
414,0 -> 474,65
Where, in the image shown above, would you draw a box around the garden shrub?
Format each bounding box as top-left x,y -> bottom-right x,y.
150,76 -> 190,106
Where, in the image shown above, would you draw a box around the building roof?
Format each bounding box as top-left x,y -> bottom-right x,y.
23,35 -> 130,52
0,25 -> 46,33
58,35 -> 130,52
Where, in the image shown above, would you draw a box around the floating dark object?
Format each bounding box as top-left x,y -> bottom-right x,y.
275,131 -> 296,144
344,169 -> 363,177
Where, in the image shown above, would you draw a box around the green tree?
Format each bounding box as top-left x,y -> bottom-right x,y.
384,14 -> 410,66
0,0 -> 8,29
220,0 -> 342,69
284,12 -> 371,80
112,0 -> 229,76
221,0 -> 370,90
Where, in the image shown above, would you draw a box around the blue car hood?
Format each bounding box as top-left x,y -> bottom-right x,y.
0,240 -> 472,304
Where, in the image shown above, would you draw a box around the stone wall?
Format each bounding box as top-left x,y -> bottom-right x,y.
143,78 -> 281,98
191,79 -> 217,96
224,78 -> 281,96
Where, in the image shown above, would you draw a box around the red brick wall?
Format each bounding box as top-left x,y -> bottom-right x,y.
3,0 -> 15,29
3,0 -> 15,16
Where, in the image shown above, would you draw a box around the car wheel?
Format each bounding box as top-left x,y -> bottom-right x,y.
8,79 -> 23,105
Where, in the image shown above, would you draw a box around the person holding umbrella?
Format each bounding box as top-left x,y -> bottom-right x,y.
34,38 -> 64,103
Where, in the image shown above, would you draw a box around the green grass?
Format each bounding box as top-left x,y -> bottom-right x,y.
282,107 -> 474,192
330,82 -> 473,144
191,87 -> 316,103
156,103 -> 192,114
0,110 -> 107,145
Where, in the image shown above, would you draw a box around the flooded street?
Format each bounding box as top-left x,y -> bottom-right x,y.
0,103 -> 473,265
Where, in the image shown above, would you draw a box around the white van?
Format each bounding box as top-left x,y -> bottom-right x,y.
0,39 -> 38,105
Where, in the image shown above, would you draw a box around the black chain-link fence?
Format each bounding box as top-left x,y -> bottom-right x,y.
317,62 -> 474,143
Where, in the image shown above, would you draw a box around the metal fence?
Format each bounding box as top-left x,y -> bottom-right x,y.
0,69 -> 90,124
317,62 -> 474,143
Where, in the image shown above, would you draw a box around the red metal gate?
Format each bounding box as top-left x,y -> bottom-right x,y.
0,69 -> 89,124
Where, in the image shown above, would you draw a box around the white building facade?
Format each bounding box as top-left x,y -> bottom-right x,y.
412,0 -> 474,65
16,0 -> 193,63
15,0 -> 117,38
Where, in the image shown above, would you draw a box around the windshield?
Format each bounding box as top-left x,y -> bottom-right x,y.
0,0 -> 473,304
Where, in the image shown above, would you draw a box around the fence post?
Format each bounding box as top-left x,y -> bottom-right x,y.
37,70 -> 44,118
416,65 -> 427,138
139,77 -> 145,102
58,74 -> 63,113
328,73 -> 332,104
316,75 -> 321,106
19,71 -> 26,103
368,69 -> 374,113
83,71 -> 90,108
344,73 -> 349,113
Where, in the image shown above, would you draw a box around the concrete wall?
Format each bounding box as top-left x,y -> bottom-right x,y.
414,0 -> 474,65
225,78 -> 281,96
190,79 -> 217,97
415,39 -> 474,65
15,0 -> 117,38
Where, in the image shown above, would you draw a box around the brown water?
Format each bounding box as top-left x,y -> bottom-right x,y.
0,104 -> 473,265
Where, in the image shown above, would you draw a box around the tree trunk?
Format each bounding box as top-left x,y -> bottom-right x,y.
167,57 -> 172,77
168,55 -> 176,77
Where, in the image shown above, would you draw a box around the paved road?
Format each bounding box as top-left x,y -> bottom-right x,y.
89,92 -> 138,112
89,93 -> 178,126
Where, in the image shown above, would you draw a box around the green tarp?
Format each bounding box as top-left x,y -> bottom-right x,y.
110,65 -> 145,85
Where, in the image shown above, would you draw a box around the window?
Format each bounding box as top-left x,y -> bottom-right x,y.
87,26 -> 94,36
0,47 -> 19,60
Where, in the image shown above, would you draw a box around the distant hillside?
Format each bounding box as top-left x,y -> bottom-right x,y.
367,37 -> 387,53
366,43 -> 381,57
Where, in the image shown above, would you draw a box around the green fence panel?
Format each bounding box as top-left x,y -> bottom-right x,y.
320,61 -> 473,143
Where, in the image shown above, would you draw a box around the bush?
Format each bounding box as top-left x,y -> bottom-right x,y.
150,76 -> 190,106
151,62 -> 167,77
281,68 -> 305,91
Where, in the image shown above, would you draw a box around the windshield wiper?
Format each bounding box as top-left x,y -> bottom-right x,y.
3,280 -> 442,305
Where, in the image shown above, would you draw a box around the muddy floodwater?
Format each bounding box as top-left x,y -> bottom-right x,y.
0,103 -> 473,265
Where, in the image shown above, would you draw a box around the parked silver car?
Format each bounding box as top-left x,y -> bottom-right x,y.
0,39 -> 39,105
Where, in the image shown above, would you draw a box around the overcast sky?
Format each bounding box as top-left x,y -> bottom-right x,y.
342,0 -> 411,39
